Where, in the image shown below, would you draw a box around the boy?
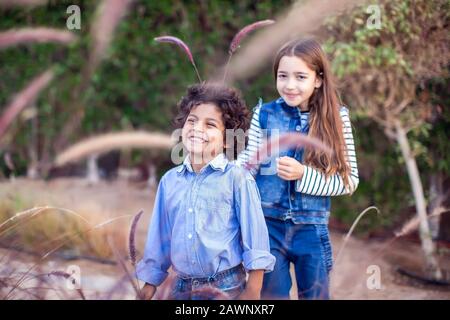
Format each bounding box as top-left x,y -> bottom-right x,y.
136,83 -> 275,300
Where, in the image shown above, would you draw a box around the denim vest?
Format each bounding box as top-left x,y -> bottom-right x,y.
255,98 -> 331,224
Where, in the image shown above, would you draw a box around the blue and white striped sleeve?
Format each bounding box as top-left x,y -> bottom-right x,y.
296,107 -> 359,196
235,103 -> 263,176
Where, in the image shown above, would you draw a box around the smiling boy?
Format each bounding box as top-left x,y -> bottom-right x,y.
136,83 -> 275,300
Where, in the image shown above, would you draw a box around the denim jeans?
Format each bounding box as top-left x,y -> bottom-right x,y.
170,264 -> 246,300
262,218 -> 333,300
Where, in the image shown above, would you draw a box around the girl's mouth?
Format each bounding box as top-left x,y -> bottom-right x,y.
284,93 -> 300,100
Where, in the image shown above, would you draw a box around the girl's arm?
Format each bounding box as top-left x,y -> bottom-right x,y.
296,107 -> 359,196
235,103 -> 263,176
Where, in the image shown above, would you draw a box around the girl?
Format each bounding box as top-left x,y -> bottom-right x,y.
237,38 -> 359,299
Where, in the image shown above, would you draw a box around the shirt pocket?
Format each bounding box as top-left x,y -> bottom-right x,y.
195,198 -> 233,233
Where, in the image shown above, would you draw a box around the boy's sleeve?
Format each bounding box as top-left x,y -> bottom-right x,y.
235,101 -> 263,177
296,107 -> 359,196
234,169 -> 275,272
135,178 -> 172,286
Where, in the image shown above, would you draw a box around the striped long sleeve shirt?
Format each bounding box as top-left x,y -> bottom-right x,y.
236,103 -> 359,196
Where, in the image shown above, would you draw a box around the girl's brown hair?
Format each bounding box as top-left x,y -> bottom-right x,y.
273,38 -> 351,190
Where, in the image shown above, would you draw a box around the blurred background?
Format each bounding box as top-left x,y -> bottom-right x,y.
0,0 -> 449,299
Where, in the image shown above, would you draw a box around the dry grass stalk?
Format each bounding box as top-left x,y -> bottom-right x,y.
128,210 -> 144,267
394,207 -> 448,238
108,236 -> 142,299
3,214 -> 132,299
89,0 -> 134,71
224,0 -> 360,82
0,28 -> 76,49
47,271 -> 86,300
0,206 -> 90,233
228,20 -> 275,54
223,19 -> 275,82
244,132 -> 333,171
154,35 -> 202,82
0,0 -> 46,8
0,69 -> 54,140
333,206 -> 380,267
54,131 -> 173,166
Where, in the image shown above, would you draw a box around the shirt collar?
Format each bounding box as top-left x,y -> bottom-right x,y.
176,153 -> 228,174
277,97 -> 310,115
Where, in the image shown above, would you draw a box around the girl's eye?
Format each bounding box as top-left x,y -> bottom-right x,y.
297,75 -> 307,80
187,118 -> 195,124
207,123 -> 217,128
278,74 -> 286,79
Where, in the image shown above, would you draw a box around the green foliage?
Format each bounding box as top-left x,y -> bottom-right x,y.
1,0 -> 448,235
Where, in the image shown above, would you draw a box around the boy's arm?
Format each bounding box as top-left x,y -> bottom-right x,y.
135,178 -> 172,296
296,107 -> 359,196
234,169 -> 275,298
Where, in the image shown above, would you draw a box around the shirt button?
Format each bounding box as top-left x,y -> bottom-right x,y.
188,208 -> 193,213
188,233 -> 192,239
291,195 -> 295,200
191,260 -> 196,265
296,125 -> 301,131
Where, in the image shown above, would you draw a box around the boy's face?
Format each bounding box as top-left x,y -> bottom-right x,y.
276,55 -> 322,109
181,103 -> 225,164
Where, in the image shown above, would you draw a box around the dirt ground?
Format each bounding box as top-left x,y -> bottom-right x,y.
1,178 -> 449,300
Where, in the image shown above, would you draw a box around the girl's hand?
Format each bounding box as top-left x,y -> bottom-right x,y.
276,156 -> 304,181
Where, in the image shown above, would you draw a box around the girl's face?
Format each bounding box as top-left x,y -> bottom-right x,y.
276,55 -> 322,109
181,103 -> 225,164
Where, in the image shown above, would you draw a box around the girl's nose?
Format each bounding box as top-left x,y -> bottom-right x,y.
286,77 -> 296,89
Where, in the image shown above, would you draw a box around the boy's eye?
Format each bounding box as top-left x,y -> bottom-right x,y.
187,118 -> 195,124
207,123 -> 217,128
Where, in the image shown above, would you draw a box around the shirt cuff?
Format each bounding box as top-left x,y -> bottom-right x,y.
135,259 -> 169,286
296,165 -> 311,193
242,250 -> 276,272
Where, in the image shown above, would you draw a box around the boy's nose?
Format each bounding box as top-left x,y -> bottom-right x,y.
192,124 -> 205,134
193,121 -> 204,131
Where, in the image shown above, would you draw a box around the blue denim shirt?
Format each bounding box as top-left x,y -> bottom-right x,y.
256,98 -> 331,224
136,153 -> 275,286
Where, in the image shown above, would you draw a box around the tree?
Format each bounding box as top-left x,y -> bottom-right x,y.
324,0 -> 449,280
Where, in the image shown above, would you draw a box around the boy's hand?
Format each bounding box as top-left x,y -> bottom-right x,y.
276,156 -> 304,181
237,269 -> 263,300
237,286 -> 261,300
138,283 -> 156,300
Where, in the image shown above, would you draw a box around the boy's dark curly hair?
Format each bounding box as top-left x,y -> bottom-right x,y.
173,82 -> 250,160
